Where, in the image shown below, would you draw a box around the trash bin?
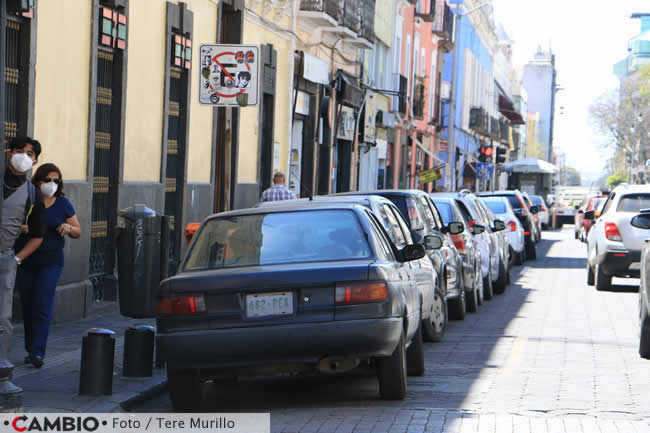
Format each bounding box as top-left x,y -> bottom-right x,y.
116,205 -> 168,318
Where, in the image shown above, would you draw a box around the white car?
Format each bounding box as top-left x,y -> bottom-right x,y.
586,184 -> 650,290
481,196 -> 526,265
530,195 -> 550,229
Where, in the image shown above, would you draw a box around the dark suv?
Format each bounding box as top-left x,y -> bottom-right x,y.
480,191 -> 539,261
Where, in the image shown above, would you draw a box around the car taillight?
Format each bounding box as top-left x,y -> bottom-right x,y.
604,222 -> 622,242
466,219 -> 477,229
158,295 -> 207,315
524,231 -> 530,236
508,221 -> 517,232
336,282 -> 388,304
556,210 -> 564,214
451,234 -> 466,254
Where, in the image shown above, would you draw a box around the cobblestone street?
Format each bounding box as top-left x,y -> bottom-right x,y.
134,228 -> 650,432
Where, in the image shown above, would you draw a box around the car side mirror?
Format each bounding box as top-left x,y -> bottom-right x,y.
584,210 -> 595,220
471,224 -> 486,235
448,221 -> 465,235
529,205 -> 539,214
492,219 -> 506,232
631,214 -> 650,229
400,244 -> 426,262
423,234 -> 443,250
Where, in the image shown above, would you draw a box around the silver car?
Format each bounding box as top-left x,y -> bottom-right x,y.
482,196 -> 526,265
586,184 -> 650,291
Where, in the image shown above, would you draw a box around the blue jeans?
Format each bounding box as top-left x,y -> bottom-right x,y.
16,264 -> 63,359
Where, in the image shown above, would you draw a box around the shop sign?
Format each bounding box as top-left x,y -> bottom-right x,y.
364,92 -> 376,143
418,168 -> 441,184
439,139 -> 448,152
302,52 -> 329,85
199,44 -> 259,106
295,90 -> 310,116
376,139 -> 388,160
337,106 -> 355,141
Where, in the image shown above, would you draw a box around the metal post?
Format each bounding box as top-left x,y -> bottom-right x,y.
446,12 -> 460,192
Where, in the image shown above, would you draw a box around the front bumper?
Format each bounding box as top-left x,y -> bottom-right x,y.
598,250 -> 642,277
158,318 -> 402,369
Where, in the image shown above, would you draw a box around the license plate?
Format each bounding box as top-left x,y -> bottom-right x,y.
246,292 -> 293,318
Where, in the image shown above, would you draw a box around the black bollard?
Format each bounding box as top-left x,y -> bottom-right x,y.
79,328 -> 115,396
123,325 -> 155,377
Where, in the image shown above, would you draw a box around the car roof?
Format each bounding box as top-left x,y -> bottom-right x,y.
209,201 -> 366,219
613,184 -> 650,193
335,189 -> 429,198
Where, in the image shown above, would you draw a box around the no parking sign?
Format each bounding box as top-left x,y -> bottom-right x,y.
199,44 -> 259,106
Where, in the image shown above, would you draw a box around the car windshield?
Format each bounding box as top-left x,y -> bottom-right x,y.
616,194 -> 650,213
184,210 -> 372,270
483,199 -> 507,215
489,194 -> 521,210
433,201 -> 453,224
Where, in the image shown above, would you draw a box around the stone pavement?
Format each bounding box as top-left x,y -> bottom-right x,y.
133,228 -> 650,432
8,307 -> 166,412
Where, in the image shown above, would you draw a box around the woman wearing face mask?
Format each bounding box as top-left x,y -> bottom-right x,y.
15,163 -> 81,368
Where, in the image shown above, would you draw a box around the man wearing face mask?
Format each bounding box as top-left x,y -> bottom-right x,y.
0,136 -> 45,399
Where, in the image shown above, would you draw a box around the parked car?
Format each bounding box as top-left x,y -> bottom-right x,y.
522,193 -> 542,243
337,190 -> 465,328
630,209 -> 650,359
158,202 -> 436,409
430,195 -> 483,314
481,196 -> 526,265
586,184 -> 650,290
574,195 -> 607,242
530,195 -> 550,230
480,191 -> 539,261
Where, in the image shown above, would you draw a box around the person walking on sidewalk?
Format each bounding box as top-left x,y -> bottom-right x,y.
15,163 -> 80,369
260,171 -> 297,202
0,136 -> 45,375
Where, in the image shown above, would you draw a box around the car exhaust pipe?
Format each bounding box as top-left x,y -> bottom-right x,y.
317,356 -> 360,374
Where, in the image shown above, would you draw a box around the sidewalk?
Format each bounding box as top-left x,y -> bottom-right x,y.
9,306 -> 168,412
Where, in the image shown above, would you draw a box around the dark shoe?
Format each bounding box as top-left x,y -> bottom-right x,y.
30,356 -> 43,369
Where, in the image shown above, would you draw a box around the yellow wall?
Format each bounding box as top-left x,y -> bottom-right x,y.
123,1 -> 166,182
374,0 -> 393,47
238,14 -> 293,184
186,0 -> 217,183
33,0 -> 92,181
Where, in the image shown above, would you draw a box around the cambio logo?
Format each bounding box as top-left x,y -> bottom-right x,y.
7,416 -> 103,432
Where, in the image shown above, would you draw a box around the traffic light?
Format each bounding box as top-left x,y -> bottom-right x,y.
495,146 -> 507,164
478,144 -> 493,163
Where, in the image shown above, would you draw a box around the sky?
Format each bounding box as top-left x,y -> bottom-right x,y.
492,0 -> 648,185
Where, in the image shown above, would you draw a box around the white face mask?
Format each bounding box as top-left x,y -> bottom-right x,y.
40,181 -> 58,198
10,153 -> 33,173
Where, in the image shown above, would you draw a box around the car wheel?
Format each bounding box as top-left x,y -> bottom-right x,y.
595,263 -> 611,291
640,297 -> 650,359
513,248 -> 523,265
587,262 -> 595,286
449,285 -> 466,320
167,367 -> 203,412
423,286 -> 447,342
377,330 -> 407,400
494,261 -> 507,295
483,275 -> 494,301
407,319 -> 425,376
526,242 -> 536,261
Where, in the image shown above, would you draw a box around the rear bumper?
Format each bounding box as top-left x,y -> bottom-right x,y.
158,318 -> 402,369
598,250 -> 642,277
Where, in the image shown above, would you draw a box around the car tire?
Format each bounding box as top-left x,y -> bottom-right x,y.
449,285 -> 466,320
423,286 -> 447,342
640,299 -> 650,359
377,330 -> 407,400
595,263 -> 611,291
483,275 -> 494,301
587,262 -> 595,286
407,319 -> 425,376
168,367 -> 203,412
526,242 -> 536,261
494,261 -> 507,295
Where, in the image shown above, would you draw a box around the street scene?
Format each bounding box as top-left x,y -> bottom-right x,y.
0,0 -> 649,432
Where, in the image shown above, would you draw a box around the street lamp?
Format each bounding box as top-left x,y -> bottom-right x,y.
446,1 -> 491,191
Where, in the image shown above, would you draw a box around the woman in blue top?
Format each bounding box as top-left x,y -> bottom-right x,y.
16,163 -> 81,368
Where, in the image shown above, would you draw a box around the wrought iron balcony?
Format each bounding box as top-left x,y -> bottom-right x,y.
392,73 -> 408,115
299,0 -> 344,27
413,81 -> 426,120
433,1 -> 453,52
416,0 -> 436,22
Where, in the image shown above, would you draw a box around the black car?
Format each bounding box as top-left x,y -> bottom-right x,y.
480,191 -> 539,261
157,202 -> 435,409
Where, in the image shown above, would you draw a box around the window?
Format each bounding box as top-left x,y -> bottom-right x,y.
366,211 -> 396,261
379,204 -> 407,248
434,200 -> 454,224
616,194 -> 650,213
405,197 -> 425,232
185,210 -> 372,271
405,35 -> 411,89
423,196 -> 445,228
601,193 -> 615,215
484,199 -> 507,215
418,196 -> 437,231
388,205 -> 415,245
455,200 -> 473,223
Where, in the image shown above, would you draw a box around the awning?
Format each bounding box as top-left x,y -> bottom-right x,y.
413,136 -> 446,168
499,95 -> 525,125
502,157 -> 559,174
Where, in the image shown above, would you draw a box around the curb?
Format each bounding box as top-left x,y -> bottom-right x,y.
119,380 -> 169,412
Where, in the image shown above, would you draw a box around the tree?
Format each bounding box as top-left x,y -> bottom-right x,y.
607,172 -> 628,189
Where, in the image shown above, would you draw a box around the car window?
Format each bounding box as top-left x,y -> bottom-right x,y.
184,210 -> 372,270
388,205 -> 415,245
601,193 -> 616,215
455,200 -> 474,223
423,196 -> 445,228
594,198 -> 605,212
405,197 -> 426,233
365,211 -> 396,261
433,200 -> 454,224
417,196 -> 438,231
484,199 -> 507,215
617,194 -> 650,213
377,204 -> 407,248
470,199 -> 489,224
